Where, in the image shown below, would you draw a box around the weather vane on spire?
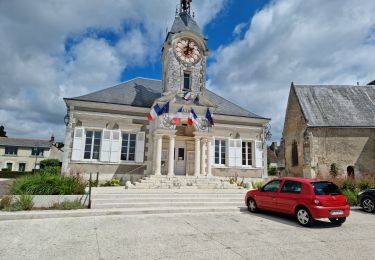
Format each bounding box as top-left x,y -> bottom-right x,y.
180,0 -> 192,15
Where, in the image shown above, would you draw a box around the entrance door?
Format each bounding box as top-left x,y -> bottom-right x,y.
175,141 -> 186,175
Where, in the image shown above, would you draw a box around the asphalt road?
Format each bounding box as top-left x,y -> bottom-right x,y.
0,209 -> 373,260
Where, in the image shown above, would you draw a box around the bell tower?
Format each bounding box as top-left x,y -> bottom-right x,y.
161,0 -> 210,97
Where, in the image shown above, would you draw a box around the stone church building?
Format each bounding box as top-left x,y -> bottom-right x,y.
282,82 -> 375,179
62,1 -> 270,182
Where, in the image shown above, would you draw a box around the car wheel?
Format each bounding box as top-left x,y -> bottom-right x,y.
247,198 -> 258,213
361,197 -> 375,213
296,207 -> 314,227
329,217 -> 346,225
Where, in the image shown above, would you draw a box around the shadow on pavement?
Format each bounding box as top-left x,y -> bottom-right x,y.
239,207 -> 343,229
350,207 -> 374,215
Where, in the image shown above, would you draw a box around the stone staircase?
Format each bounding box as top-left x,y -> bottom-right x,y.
134,175 -> 241,189
90,188 -> 247,214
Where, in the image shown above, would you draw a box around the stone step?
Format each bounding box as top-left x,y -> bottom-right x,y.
92,194 -> 245,200
91,201 -> 243,209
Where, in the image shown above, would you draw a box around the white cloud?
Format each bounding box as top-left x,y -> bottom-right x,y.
207,0 -> 375,141
0,0 -> 227,140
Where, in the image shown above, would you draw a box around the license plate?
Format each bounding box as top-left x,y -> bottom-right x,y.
330,210 -> 343,215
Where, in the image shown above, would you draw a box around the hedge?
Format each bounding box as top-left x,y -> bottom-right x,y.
0,171 -> 33,179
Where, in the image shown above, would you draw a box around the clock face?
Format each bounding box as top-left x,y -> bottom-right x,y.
174,38 -> 201,64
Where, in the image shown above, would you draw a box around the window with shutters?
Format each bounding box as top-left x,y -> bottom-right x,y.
84,131 -> 101,160
121,133 -> 136,161
214,139 -> 226,165
292,140 -> 299,166
242,141 -> 253,166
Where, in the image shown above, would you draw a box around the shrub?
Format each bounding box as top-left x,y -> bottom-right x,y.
51,199 -> 85,210
101,177 -> 121,187
357,178 -> 375,191
0,171 -> 33,178
329,163 -> 338,178
10,173 -> 86,195
268,167 -> 278,176
0,196 -> 12,209
40,159 -> 61,169
252,180 -> 265,190
17,194 -> 34,210
38,166 -> 61,175
342,180 -> 357,192
343,189 -> 357,206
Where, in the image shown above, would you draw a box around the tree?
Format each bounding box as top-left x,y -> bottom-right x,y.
329,163 -> 339,178
0,125 -> 6,137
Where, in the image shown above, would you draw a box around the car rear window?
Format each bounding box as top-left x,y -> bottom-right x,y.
312,182 -> 342,195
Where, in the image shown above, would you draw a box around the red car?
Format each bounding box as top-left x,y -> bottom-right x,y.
245,177 -> 350,227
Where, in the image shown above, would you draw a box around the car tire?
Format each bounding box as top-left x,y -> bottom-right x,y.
247,198 -> 258,213
329,217 -> 346,225
296,207 -> 314,227
361,197 -> 375,213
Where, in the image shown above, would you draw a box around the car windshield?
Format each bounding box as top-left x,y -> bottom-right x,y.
312,182 -> 342,195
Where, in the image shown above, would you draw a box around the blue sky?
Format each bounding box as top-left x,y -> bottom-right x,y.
1,0 -> 375,142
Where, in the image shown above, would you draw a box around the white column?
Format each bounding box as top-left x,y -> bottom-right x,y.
167,135 -> 175,177
194,136 -> 201,176
206,138 -> 213,177
201,139 -> 207,176
154,135 -> 163,176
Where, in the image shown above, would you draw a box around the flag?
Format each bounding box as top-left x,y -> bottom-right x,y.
183,92 -> 192,100
188,108 -> 198,126
171,107 -> 183,125
148,104 -> 161,121
205,108 -> 214,126
159,101 -> 170,115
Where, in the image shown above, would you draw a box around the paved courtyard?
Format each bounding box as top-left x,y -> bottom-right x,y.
0,209 -> 373,260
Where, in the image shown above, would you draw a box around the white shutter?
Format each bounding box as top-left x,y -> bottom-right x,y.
71,128 -> 84,161
110,130 -> 121,163
100,130 -> 111,162
228,139 -> 241,167
211,139 -> 215,164
255,141 -> 263,168
235,140 -> 242,167
135,132 -> 145,163
228,139 -> 236,167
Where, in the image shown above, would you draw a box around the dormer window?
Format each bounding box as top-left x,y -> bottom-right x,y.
184,72 -> 191,90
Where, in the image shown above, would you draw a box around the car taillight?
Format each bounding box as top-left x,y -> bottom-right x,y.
313,199 -> 320,205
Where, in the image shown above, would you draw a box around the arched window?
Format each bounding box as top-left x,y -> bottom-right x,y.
292,140 -> 299,166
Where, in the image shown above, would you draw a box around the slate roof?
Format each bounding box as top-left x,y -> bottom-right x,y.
66,77 -> 267,119
368,80 -> 375,85
170,13 -> 204,38
0,138 -> 51,148
294,85 -> 375,127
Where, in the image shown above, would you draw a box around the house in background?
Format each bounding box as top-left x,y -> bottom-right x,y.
0,135 -> 63,172
62,2 -> 270,182
282,82 -> 375,179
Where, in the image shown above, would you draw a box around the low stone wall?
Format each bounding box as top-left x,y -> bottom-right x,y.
11,195 -> 89,208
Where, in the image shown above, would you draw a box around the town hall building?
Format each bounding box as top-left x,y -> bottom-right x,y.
62,1 -> 270,183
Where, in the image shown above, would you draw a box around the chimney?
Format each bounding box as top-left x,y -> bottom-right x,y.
50,134 -> 55,143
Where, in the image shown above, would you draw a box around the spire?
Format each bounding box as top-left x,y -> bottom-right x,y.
180,0 -> 192,15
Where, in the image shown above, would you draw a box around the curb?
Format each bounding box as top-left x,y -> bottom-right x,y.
0,207 -> 247,221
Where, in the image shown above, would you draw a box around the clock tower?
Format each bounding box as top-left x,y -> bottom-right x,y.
161,0 -> 210,97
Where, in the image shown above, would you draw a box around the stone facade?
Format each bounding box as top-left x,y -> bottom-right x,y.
283,84 -> 375,179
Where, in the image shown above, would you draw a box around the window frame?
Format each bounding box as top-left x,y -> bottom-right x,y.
121,133 -> 137,162
241,141 -> 253,167
31,147 -> 44,157
261,180 -> 282,193
214,139 -> 226,166
280,180 -> 302,194
5,146 -> 18,156
83,130 -> 102,161
183,72 -> 191,91
18,163 -> 26,172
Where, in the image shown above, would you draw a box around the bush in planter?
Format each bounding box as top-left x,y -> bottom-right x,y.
252,180 -> 265,190
10,173 -> 86,195
1,195 -> 34,211
101,177 -> 121,187
51,199 -> 85,210
0,196 -> 12,210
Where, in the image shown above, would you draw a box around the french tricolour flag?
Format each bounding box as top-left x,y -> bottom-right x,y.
188,108 -> 198,126
148,104 -> 161,121
205,108 -> 214,126
171,107 -> 183,125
